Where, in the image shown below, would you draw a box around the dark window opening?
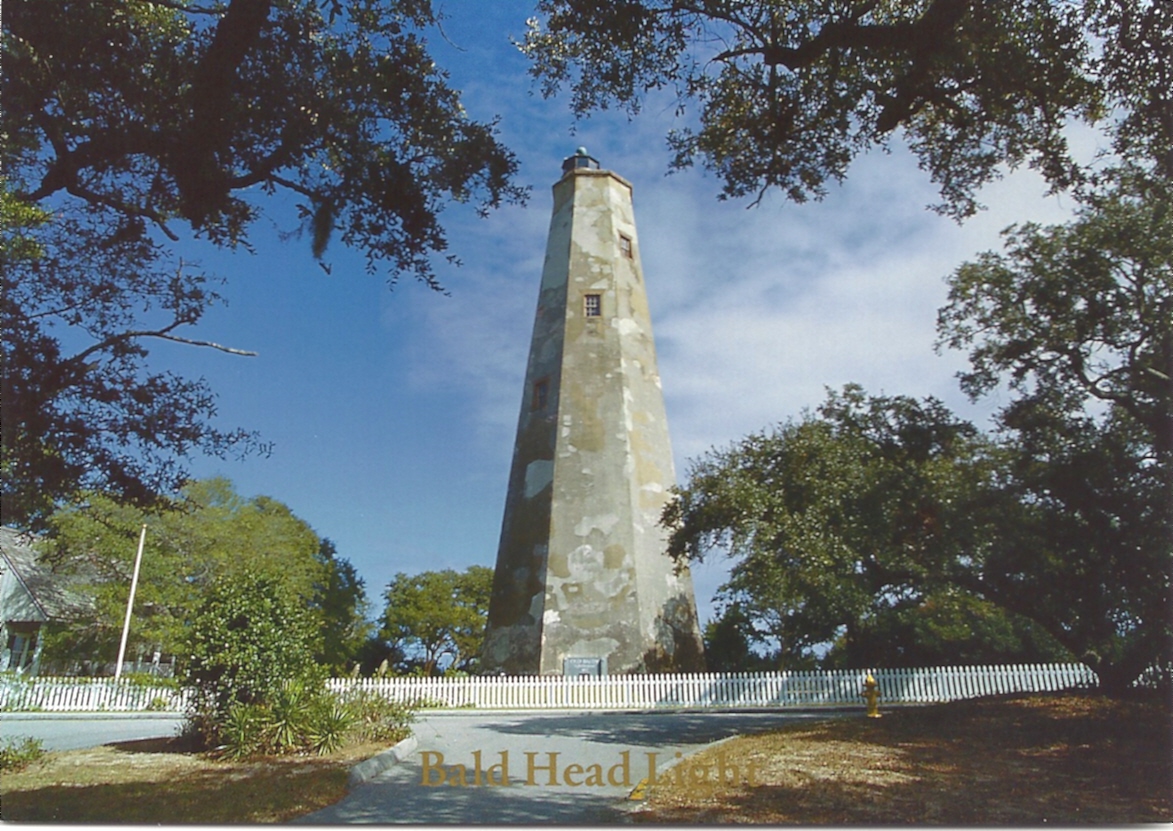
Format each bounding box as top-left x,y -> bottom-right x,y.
619,233 -> 633,259
532,378 -> 550,410
584,294 -> 602,317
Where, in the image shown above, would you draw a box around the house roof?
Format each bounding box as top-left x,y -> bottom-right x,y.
0,526 -> 94,622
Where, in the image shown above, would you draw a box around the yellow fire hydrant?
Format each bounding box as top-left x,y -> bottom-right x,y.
861,673 -> 882,718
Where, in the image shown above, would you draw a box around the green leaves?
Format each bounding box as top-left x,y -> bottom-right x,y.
939,176 -> 1173,442
180,571 -> 323,749
936,176 -> 1172,691
667,385 -> 989,667
523,0 -> 1100,218
220,685 -> 414,759
380,566 -> 492,674
41,478 -> 326,667
3,0 -> 524,281
312,537 -> 373,672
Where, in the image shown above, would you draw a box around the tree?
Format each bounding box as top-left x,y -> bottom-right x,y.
379,566 -> 492,674
820,589 -> 1070,669
702,603 -> 778,672
937,175 -> 1173,692
1083,0 -> 1173,185
312,537 -> 373,673
665,385 -> 996,667
1,191 -> 266,528
938,175 -> 1172,472
39,477 -> 326,667
3,0 -> 523,279
521,0 -> 1104,218
2,0 -> 525,528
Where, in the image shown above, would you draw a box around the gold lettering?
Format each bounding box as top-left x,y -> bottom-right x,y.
485,751 -> 511,786
525,752 -> 560,786
420,751 -> 447,786
448,763 -> 470,787
747,759 -> 763,787
608,751 -> 631,787
563,763 -> 584,787
584,763 -> 604,786
645,752 -> 660,785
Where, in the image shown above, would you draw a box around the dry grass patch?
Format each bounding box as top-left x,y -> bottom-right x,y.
630,693 -> 1171,824
0,735 -> 392,823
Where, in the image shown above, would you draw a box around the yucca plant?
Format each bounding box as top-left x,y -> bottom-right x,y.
220,702 -> 269,760
266,680 -> 315,753
308,701 -> 355,755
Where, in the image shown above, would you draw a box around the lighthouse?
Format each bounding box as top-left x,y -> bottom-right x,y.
481,150 -> 704,675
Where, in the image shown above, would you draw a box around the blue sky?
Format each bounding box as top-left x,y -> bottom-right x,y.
163,2 -> 1090,626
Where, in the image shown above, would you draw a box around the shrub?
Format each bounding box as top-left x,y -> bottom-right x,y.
178,572 -> 419,758
0,737 -> 46,773
179,572 -> 323,750
213,684 -> 416,759
341,689 -> 415,744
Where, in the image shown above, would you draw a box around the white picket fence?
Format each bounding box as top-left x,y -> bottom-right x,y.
0,676 -> 191,712
327,663 -> 1099,710
1,664 -> 1100,713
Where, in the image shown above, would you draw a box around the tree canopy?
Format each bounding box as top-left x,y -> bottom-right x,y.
39,477 -> 329,667
3,0 -> 523,278
379,566 -> 493,675
521,0 -> 1168,216
666,385 -> 1008,667
313,537 -> 373,672
937,175 -> 1172,692
1,0 -> 525,528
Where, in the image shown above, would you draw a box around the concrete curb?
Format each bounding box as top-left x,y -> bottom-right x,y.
347,734 -> 418,788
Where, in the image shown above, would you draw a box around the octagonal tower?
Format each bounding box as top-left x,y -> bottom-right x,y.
481,150 -> 704,675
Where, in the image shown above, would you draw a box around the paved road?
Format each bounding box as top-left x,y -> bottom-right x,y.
0,713 -> 185,751
299,709 -> 847,824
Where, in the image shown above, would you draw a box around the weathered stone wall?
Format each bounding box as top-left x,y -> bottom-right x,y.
483,164 -> 704,675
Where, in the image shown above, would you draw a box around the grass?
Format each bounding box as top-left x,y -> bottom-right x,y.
629,692 -> 1172,824
0,734 -> 394,823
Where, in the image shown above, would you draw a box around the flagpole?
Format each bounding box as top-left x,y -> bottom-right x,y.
114,524 -> 147,681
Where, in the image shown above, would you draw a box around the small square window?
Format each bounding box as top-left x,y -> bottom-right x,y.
532,379 -> 549,410
584,294 -> 602,317
618,233 -> 633,259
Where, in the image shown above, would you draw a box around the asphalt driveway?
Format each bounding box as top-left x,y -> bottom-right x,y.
1,712 -> 185,751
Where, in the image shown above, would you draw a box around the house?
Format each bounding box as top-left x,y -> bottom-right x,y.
0,526 -> 92,675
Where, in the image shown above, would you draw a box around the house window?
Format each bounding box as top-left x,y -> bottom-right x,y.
618,233 -> 633,259
584,294 -> 602,317
6,632 -> 33,671
532,378 -> 549,410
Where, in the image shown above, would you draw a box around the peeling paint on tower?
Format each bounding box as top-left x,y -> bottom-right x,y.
482,150 -> 705,675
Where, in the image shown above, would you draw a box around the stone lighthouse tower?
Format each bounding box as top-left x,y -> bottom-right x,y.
482,150 -> 705,675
